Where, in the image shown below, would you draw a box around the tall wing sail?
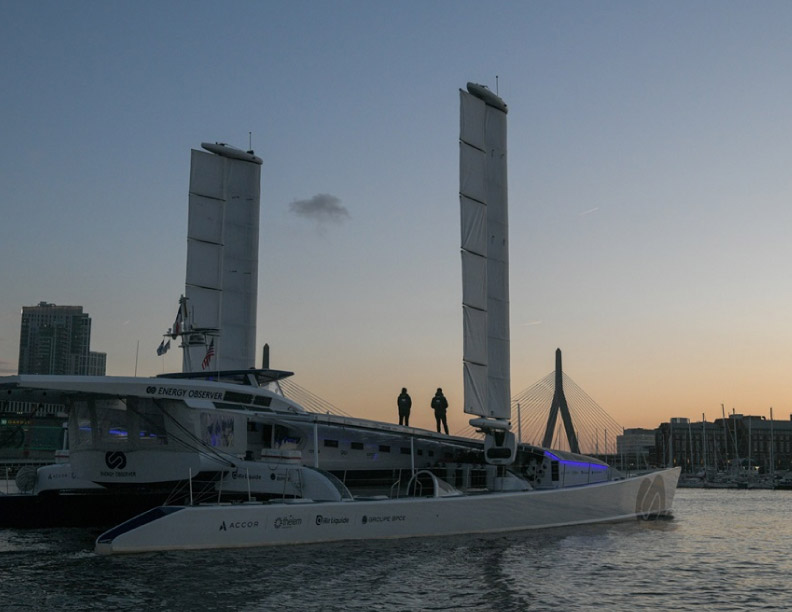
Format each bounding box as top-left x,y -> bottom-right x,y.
184,145 -> 262,372
460,84 -> 510,420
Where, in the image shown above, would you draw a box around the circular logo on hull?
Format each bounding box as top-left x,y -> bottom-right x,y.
635,475 -> 666,519
105,451 -> 127,470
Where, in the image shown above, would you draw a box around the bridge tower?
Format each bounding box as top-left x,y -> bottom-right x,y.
541,348 -> 581,453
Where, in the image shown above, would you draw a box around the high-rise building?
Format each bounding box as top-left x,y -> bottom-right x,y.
17,302 -> 106,375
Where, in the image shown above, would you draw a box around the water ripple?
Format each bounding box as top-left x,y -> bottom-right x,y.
2,489 -> 791,610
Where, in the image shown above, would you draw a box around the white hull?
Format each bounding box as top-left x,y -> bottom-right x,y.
96,467 -> 680,554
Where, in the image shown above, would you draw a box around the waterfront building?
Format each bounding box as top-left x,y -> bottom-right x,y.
657,414 -> 792,474
17,302 -> 106,375
616,428 -> 656,469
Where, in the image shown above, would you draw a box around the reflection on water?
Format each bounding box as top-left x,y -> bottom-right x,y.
1,489 -> 790,611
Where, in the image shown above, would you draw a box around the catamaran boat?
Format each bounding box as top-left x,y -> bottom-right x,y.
0,364 -> 632,527
95,465 -> 680,554
93,83 -> 680,554
0,369 -> 490,526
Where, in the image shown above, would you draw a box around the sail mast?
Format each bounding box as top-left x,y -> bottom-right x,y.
459,82 -> 515,464
183,143 -> 262,372
459,82 -> 510,420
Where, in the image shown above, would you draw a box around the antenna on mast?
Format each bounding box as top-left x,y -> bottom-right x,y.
496,75 -> 499,95
248,131 -> 253,153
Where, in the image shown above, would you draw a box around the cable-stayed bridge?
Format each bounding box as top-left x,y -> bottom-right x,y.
456,349 -> 625,455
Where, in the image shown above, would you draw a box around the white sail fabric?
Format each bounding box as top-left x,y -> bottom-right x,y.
459,89 -> 486,150
460,86 -> 510,420
463,361 -> 487,419
462,304 -> 487,365
188,195 -> 224,243
460,195 -> 487,256
459,142 -> 487,205
460,250 -> 486,311
184,149 -> 261,372
186,239 -> 223,290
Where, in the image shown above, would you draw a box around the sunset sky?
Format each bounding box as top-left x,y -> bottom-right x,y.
2,1 -> 791,434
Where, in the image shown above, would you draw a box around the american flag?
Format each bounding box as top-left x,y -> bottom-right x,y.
201,339 -> 215,370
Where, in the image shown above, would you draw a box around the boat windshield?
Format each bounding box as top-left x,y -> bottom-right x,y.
69,397 -> 168,450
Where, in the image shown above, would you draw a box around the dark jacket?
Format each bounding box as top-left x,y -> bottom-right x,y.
397,392 -> 412,415
431,393 -> 448,414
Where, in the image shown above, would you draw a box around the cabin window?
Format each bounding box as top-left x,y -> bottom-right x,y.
274,424 -> 300,448
253,396 -> 272,407
379,445 -> 390,453
400,447 -> 411,455
200,413 -> 236,448
551,460 -> 560,481
244,421 -> 274,451
351,442 -> 364,450
130,398 -> 167,445
471,469 -> 487,488
96,399 -> 129,445
70,399 -> 95,450
323,439 -> 339,448
224,391 -> 253,405
260,423 -> 273,448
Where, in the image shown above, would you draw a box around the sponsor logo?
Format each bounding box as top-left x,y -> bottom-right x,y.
231,472 -> 262,480
145,386 -> 224,400
361,514 -> 406,524
105,451 -> 127,470
273,515 -> 302,529
219,520 -> 260,531
315,514 -> 350,526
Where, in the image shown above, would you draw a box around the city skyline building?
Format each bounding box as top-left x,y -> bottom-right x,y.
17,302 -> 106,376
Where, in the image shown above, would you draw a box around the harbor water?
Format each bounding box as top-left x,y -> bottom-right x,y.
1,488 -> 789,611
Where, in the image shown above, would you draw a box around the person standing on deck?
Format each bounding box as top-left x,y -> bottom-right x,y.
397,387 -> 412,426
431,388 -> 449,434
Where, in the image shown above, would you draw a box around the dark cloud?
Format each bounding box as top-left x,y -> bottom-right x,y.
289,194 -> 350,224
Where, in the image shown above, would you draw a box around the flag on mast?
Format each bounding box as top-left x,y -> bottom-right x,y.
170,297 -> 187,339
171,307 -> 183,339
202,339 -> 215,370
156,339 -> 171,356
